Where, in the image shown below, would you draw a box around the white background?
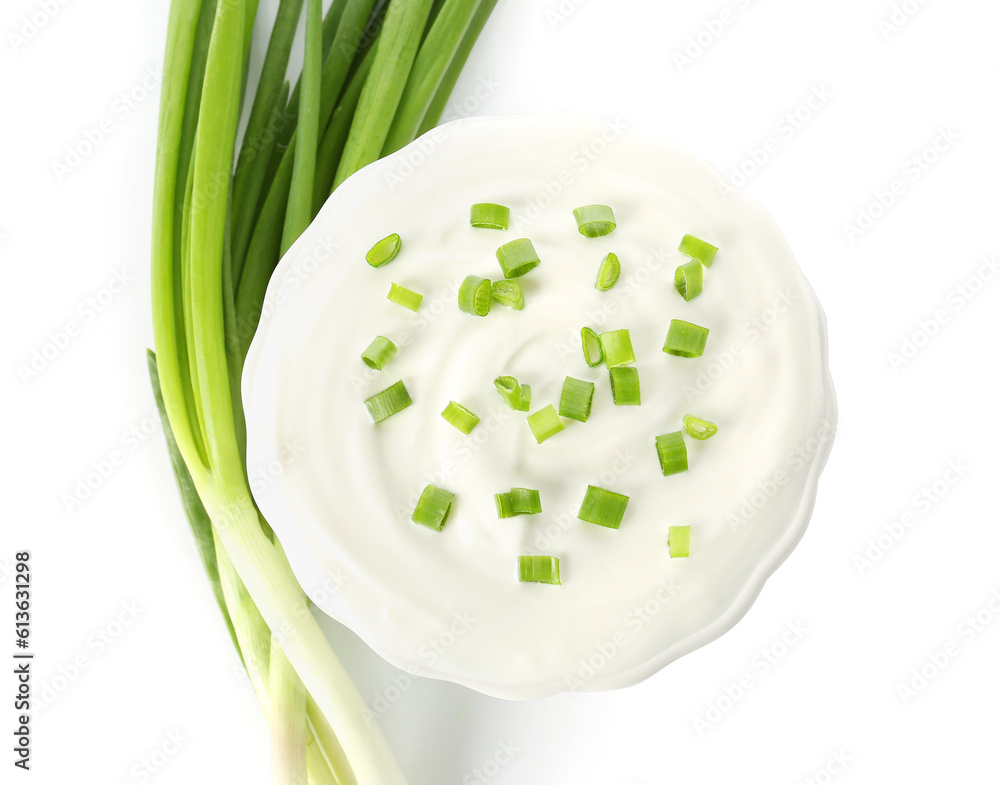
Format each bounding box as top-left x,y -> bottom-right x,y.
3,0 -> 998,783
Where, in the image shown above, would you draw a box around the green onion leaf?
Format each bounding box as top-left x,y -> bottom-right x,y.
578,485 -> 629,529
441,401 -> 480,434
526,405 -> 565,443
674,259 -> 703,301
582,327 -> 604,367
655,431 -> 688,476
558,377 -> 595,423
366,233 -> 402,268
411,484 -> 455,531
458,275 -> 492,316
573,204 -> 616,238
364,380 -> 413,423
495,487 -> 542,518
609,367 -> 641,406
334,0 -> 437,186
147,351 -> 240,657
387,282 -> 423,311
596,252 -> 621,291
415,0 -> 502,137
684,415 -> 717,440
230,0 -> 303,277
496,238 -> 540,279
470,202 -> 510,230
381,0 -> 491,154
600,329 -> 636,367
280,0 -> 323,256
361,336 -> 397,370
662,319 -> 709,358
518,554 -> 561,585
678,234 -> 718,267
668,525 -> 691,558
490,280 -> 524,310
314,41 -> 377,205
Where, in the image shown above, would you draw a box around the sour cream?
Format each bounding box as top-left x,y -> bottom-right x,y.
243,113 -> 836,700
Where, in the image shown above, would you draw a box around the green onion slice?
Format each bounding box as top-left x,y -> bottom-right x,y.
458,275 -> 492,316
517,384 -> 531,412
596,252 -> 621,291
441,401 -> 480,434
526,404 -> 564,443
559,377 -> 595,423
495,238 -> 540,279
360,336 -> 398,370
578,485 -> 629,529
387,282 -> 422,312
494,376 -> 527,411
366,233 -> 402,268
600,329 -> 636,367
495,487 -> 542,518
609,367 -> 640,406
678,234 -> 718,267
582,327 -> 604,367
573,204 -> 616,238
655,431 -> 688,476
411,485 -> 455,532
491,280 -> 524,310
668,525 -> 691,558
684,415 -> 717,440
470,202 -> 510,230
364,380 -> 412,423
662,319 -> 709,358
674,259 -> 703,301
518,554 -> 561,585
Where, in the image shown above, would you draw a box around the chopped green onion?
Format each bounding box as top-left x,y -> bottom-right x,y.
364,380 -> 412,423
558,377 -> 595,423
674,259 -> 703,301
573,204 -> 616,238
600,329 -> 636,367
494,376 -> 519,410
411,484 -> 455,532
678,234 -> 718,267
662,319 -> 709,358
361,336 -> 397,370
655,431 -> 688,476
458,275 -> 492,316
495,487 -> 542,518
582,327 -> 604,367
609,367 -> 640,406
387,282 -> 422,311
517,384 -> 531,412
494,378 -> 532,412
684,415 -> 717,440
596,252 -> 621,291
495,238 -> 540,279
518,555 -> 561,585
366,233 -> 401,268
668,525 -> 691,558
470,202 -> 510,230
578,485 -> 629,529
491,280 -> 524,310
526,405 -> 564,443
441,401 -> 480,434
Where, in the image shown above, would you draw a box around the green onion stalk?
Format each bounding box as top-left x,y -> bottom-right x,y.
148,0 -> 500,782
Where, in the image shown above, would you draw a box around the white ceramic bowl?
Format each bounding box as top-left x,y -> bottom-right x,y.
243,112 -> 836,700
